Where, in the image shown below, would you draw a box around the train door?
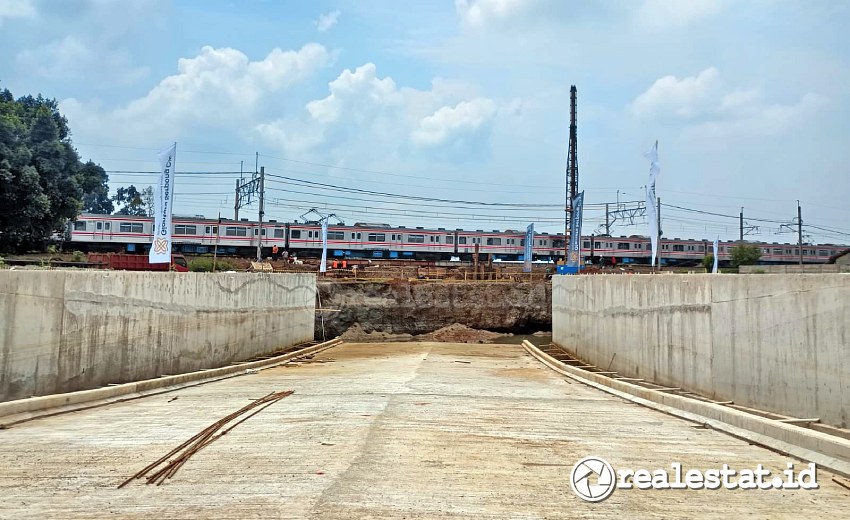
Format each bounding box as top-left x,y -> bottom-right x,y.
390,232 -> 402,259
94,220 -> 111,241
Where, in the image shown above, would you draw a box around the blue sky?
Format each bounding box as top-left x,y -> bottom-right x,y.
1,0 -> 848,244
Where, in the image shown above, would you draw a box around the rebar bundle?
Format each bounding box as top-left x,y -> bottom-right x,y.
119,390 -> 294,487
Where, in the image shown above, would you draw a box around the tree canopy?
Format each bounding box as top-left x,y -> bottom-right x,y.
0,88 -> 111,252
730,243 -> 762,267
113,184 -> 153,216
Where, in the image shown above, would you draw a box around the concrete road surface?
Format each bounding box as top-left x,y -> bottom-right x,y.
1,342 -> 848,519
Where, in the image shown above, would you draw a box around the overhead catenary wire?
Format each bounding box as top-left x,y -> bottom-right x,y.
83,143 -> 848,243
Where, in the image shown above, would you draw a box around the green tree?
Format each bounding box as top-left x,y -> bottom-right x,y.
730,243 -> 762,267
0,88 -> 109,251
113,184 -> 153,216
701,254 -> 715,271
78,161 -> 113,214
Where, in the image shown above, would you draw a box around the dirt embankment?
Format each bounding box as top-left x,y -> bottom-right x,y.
316,280 -> 551,340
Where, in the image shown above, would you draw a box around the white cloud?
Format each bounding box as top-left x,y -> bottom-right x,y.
684,92 -> 830,143
630,67 -> 720,119
0,0 -> 35,25
255,62 -> 501,162
631,67 -> 830,145
61,43 -> 330,144
315,9 -> 341,32
635,0 -> 726,29
455,0 -> 533,28
16,35 -> 149,84
306,63 -> 401,124
412,99 -> 497,147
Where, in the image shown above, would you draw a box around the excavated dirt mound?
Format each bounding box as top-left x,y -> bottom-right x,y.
416,324 -> 506,344
338,322 -> 506,344
339,323 -> 414,343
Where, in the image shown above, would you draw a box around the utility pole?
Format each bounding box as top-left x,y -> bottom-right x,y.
605,203 -> 610,236
657,196 -> 662,270
234,178 -> 240,221
740,207 -> 744,242
256,166 -> 265,262
797,200 -> 803,266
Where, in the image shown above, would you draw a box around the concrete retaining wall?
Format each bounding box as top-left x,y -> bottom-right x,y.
553,274 -> 850,428
739,264 -> 850,274
0,271 -> 315,402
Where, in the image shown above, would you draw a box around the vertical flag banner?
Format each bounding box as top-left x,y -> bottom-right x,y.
644,141 -> 660,267
566,191 -> 585,268
523,223 -> 534,273
319,217 -> 328,273
712,237 -> 719,273
150,142 -> 176,264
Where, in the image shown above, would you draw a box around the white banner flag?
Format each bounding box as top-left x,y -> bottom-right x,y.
523,223 -> 534,273
644,141 -> 660,267
712,237 -> 719,273
319,217 -> 328,273
149,142 -> 176,264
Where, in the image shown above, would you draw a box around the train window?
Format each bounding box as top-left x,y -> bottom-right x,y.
663,244 -> 669,250
520,239 -> 525,246
582,241 -> 590,248
698,245 -> 704,252
357,233 -> 361,239
327,231 -> 344,240
818,249 -> 830,256
74,221 -> 86,231
486,238 -> 502,246
273,229 -> 285,238
458,236 -> 467,245
174,225 -> 197,235
594,242 -> 601,249
672,244 -> 684,251
96,222 -> 103,230
119,222 -> 144,233
446,235 -> 453,244
367,233 -> 386,242
773,249 -> 783,255
291,230 -> 301,239
104,222 -> 111,231
225,226 -> 248,237
617,242 -> 630,250
409,234 -> 425,243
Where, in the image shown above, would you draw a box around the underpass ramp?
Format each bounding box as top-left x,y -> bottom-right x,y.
1,342 -> 848,519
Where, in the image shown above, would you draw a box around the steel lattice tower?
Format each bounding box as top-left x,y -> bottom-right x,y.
565,85 -> 578,257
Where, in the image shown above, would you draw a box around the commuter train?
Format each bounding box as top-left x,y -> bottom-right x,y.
67,213 -> 846,266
